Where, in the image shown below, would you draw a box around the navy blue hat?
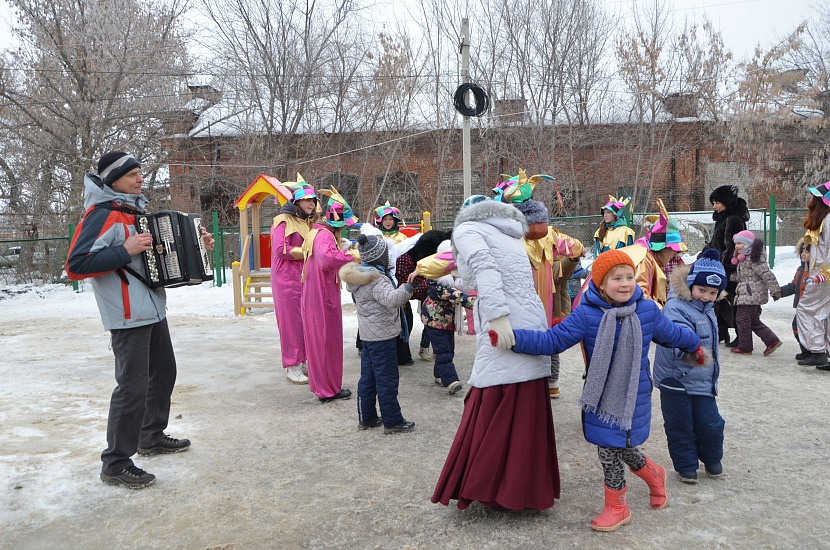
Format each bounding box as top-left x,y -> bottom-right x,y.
687,248 -> 727,291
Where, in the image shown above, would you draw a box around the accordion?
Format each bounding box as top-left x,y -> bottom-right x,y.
136,211 -> 213,288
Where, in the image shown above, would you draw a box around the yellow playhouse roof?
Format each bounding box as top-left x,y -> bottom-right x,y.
233,174 -> 284,210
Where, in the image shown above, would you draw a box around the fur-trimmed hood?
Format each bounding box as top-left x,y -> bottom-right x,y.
668,263 -> 727,303
453,199 -> 528,238
339,261 -> 381,287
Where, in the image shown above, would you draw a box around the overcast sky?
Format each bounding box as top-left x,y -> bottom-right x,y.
0,0 -> 820,65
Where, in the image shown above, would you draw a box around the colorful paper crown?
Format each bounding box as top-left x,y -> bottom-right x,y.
809,181 -> 830,207
373,201 -> 404,226
275,173 -> 317,206
494,168 -> 555,204
646,198 -> 687,252
602,195 -> 632,220
318,185 -> 358,228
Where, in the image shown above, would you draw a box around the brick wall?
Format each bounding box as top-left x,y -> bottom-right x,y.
162,120 -> 815,224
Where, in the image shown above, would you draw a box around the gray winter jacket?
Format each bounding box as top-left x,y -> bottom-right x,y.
654,265 -> 721,397
66,175 -> 166,330
341,262 -> 415,342
451,200 -> 549,388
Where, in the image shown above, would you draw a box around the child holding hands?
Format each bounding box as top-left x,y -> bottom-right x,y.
729,230 -> 782,355
654,249 -> 724,484
341,234 -> 423,434
494,250 -> 704,532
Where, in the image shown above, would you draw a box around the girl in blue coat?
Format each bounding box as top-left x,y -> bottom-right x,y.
654,248 -> 724,484
505,250 -> 704,532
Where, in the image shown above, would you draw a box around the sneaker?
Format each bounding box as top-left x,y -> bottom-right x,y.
138,435 -> 191,456
678,471 -> 698,484
100,465 -> 155,489
447,381 -> 463,395
399,359 -> 415,367
418,347 -> 433,362
704,462 -> 724,478
434,377 -> 442,385
730,348 -> 752,354
318,389 -> 352,403
384,420 -> 415,434
300,363 -> 308,376
799,354 -> 829,367
763,340 -> 782,356
549,387 -> 560,399
358,417 -> 383,430
286,366 -> 308,384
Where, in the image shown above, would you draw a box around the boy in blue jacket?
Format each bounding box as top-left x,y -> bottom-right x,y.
493,250 -> 704,532
654,249 -> 724,484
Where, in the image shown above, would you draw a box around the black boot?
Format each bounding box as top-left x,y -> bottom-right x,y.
798,354 -> 829,367
795,351 -> 811,361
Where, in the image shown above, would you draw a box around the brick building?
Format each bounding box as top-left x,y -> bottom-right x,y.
162,120 -> 816,226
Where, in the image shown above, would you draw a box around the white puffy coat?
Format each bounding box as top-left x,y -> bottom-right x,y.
452,200 -> 549,388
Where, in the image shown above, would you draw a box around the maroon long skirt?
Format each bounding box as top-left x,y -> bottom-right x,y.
431,377 -> 560,511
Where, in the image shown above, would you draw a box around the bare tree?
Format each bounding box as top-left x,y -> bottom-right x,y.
0,0 -> 192,225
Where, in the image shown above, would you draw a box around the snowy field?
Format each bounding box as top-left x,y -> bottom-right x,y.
1,252 -> 829,549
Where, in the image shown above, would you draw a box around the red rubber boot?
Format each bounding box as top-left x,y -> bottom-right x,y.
630,455 -> 669,510
590,485 -> 632,532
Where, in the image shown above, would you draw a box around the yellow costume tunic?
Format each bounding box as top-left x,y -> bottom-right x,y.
524,227 -> 584,323
620,240 -> 667,307
593,224 -> 636,257
272,213 -> 313,260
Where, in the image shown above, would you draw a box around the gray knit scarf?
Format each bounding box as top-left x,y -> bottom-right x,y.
579,302 -> 643,431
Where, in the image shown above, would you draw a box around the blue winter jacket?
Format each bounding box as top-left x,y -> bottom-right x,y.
513,282 -> 701,448
653,265 -> 720,397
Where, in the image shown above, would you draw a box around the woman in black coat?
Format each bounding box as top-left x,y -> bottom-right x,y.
703,185 -> 750,345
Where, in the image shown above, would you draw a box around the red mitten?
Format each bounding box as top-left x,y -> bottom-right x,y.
488,330 -> 499,347
549,317 -> 564,328
692,345 -> 705,365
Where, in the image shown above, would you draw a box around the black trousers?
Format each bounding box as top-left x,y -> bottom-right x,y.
102,318 -> 177,473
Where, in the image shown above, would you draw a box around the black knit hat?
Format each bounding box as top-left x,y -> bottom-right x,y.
97,151 -> 141,187
709,185 -> 740,208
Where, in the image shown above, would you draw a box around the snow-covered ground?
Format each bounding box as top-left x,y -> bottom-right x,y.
2,252 -> 829,549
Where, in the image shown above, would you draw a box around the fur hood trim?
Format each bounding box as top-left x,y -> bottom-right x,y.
454,199 -> 529,234
339,261 -> 380,286
668,263 -> 727,302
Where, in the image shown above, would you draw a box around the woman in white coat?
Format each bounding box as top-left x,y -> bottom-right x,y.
431,195 -> 560,512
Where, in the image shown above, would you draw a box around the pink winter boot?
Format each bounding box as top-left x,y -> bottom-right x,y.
630,455 -> 669,510
590,485 -> 632,532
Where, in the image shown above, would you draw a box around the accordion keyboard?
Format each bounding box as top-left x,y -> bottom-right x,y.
157,216 -> 182,279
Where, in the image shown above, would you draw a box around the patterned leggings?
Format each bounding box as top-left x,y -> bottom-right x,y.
597,446 -> 646,490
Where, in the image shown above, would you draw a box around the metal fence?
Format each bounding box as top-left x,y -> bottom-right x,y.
0,205 -> 808,288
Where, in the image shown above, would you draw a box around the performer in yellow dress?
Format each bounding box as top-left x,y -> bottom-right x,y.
372,201 -> 407,244
593,196 -> 635,257
620,199 -> 687,308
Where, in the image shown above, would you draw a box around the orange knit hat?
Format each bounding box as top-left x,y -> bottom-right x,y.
592,249 -> 635,287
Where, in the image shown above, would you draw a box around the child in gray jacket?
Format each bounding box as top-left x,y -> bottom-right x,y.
341,234 -> 423,434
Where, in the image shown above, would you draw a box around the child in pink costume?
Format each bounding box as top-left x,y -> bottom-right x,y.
301,187 -> 359,402
270,180 -> 316,384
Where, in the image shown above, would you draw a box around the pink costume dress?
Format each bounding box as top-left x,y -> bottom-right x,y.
270,214 -> 311,369
301,224 -> 356,399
